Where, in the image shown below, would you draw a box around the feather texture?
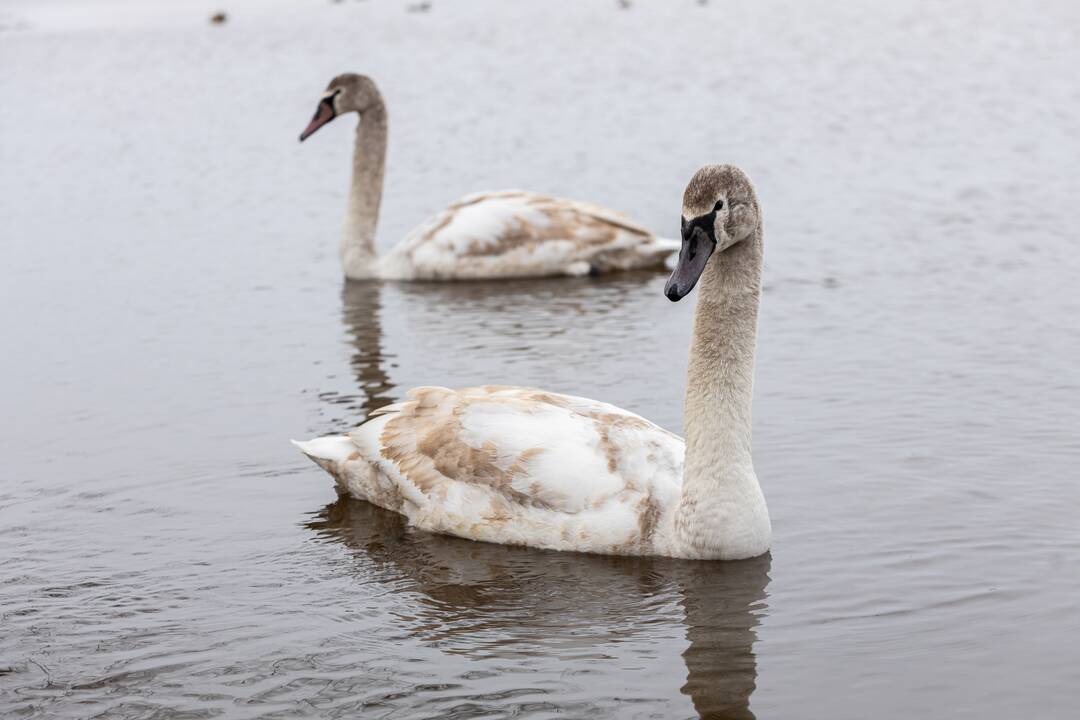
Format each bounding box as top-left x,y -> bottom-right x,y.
298,386 -> 685,556
377,191 -> 678,280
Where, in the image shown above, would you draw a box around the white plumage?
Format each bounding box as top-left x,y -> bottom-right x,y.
295,386 -> 685,556
376,191 -> 679,280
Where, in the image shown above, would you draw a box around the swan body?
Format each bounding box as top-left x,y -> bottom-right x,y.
300,73 -> 677,281
367,190 -> 678,281
296,386 -> 688,555
296,164 -> 772,560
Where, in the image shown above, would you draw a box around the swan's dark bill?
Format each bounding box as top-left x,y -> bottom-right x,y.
299,97 -> 336,142
664,217 -> 717,301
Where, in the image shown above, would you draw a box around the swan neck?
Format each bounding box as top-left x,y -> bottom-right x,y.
684,234 -> 761,464
675,228 -> 769,558
342,100 -> 387,278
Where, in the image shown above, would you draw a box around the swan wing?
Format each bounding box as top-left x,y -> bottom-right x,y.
300,386 -> 684,555
382,191 -> 677,279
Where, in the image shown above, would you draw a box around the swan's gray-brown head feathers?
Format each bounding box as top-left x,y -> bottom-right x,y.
665,164 -> 760,301
299,73 -> 384,142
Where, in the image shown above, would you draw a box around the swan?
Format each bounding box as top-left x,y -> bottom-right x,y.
295,164 -> 771,560
298,73 -> 678,281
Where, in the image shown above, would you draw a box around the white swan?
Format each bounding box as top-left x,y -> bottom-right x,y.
295,165 -> 771,560
299,73 -> 678,281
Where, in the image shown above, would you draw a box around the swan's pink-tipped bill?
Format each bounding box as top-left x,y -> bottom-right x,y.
299,98 -> 336,142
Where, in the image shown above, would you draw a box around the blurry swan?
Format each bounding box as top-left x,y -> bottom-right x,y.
295,165 -> 771,560
298,73 -> 677,281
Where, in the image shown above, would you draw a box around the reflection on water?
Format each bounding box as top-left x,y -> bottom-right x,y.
339,282 -> 395,419
317,271 -> 678,433
307,498 -> 770,720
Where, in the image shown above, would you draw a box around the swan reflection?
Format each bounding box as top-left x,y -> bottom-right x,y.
323,271 -> 673,433
307,498 -> 770,719
339,281 -> 395,420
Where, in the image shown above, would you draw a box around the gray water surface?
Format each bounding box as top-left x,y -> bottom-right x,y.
2,0 -> 1079,718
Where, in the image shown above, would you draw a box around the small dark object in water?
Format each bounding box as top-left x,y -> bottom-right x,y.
407,1 -> 431,12
617,0 -> 632,9
210,11 -> 227,24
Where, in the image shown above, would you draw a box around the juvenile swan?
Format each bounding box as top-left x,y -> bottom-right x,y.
295,165 -> 770,559
299,73 -> 678,281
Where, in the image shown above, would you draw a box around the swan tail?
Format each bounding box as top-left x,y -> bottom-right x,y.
293,433 -> 395,504
292,435 -> 357,474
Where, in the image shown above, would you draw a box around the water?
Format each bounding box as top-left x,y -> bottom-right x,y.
2,0 -> 1079,717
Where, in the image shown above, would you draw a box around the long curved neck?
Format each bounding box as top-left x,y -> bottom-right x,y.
676,228 -> 769,558
341,100 -> 387,279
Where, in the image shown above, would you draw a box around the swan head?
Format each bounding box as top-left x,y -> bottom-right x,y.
299,73 -> 383,142
665,164 -> 760,301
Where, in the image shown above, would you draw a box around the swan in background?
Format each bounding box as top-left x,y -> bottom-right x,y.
295,164 -> 771,560
299,73 -> 678,281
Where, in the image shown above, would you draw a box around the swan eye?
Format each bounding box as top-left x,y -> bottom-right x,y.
713,200 -> 724,212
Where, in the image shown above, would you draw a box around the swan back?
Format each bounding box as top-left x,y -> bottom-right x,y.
379,192 -> 677,280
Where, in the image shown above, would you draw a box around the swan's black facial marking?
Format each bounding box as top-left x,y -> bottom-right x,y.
299,90 -> 341,142
682,208 -> 719,249
665,210 -> 718,302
